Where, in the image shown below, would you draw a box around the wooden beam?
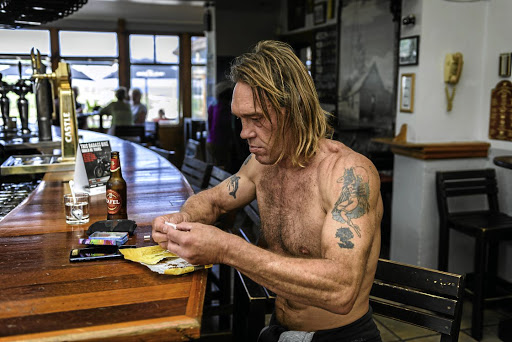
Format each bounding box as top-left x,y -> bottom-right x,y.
117,18 -> 130,89
180,33 -> 192,121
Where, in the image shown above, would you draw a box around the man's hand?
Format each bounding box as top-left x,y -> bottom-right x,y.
152,213 -> 189,249
164,222 -> 230,265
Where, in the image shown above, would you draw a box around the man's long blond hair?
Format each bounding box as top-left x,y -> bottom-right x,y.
229,40 -> 332,167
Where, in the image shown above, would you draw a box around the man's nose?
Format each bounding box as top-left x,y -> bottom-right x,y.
240,123 -> 254,139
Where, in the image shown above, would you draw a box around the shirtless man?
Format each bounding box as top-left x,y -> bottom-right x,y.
152,40 -> 383,342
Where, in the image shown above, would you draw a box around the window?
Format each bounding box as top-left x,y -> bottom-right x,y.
0,28 -> 201,129
0,29 -> 50,124
59,31 -> 119,129
0,29 -> 50,55
191,36 -> 207,120
60,31 -> 118,57
130,34 -> 180,122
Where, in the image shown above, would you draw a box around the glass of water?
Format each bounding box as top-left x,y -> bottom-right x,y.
64,193 -> 90,224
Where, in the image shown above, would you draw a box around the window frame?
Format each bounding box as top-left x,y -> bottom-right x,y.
0,26 -> 204,126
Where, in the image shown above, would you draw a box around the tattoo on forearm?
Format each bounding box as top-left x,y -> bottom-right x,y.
331,167 -> 370,243
243,154 -> 252,165
227,174 -> 240,199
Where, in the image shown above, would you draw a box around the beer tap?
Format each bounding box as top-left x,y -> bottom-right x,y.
0,73 -> 11,130
12,62 -> 33,135
31,48 -> 53,141
32,61 -> 78,162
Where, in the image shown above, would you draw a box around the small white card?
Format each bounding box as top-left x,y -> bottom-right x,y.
73,140 -> 111,195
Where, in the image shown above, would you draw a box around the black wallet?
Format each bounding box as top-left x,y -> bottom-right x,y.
86,219 -> 137,236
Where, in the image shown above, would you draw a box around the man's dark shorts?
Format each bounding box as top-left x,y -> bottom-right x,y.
258,307 -> 382,342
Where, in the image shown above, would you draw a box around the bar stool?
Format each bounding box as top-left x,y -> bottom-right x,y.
436,168 -> 512,340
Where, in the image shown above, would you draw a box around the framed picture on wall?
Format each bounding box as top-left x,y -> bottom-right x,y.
399,35 -> 420,66
314,2 -> 326,25
400,73 -> 415,113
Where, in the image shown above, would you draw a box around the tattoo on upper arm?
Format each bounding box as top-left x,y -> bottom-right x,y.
336,228 -> 354,249
332,167 -> 370,248
227,174 -> 240,199
243,154 -> 252,165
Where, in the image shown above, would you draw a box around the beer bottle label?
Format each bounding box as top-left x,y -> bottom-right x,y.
106,189 -> 122,214
110,158 -> 120,172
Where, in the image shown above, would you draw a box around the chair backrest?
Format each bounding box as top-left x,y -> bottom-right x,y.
144,121 -> 159,145
185,139 -> 203,160
244,200 -> 261,229
180,157 -> 212,193
370,258 -> 465,342
436,169 -> 500,220
149,146 -> 175,162
114,124 -> 145,143
208,166 -> 232,188
233,199 -> 264,248
144,121 -> 158,135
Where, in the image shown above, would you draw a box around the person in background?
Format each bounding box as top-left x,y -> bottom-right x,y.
72,86 -> 84,114
99,87 -> 132,134
152,40 -> 383,341
131,88 -> 147,124
206,81 -> 234,168
153,108 -> 167,122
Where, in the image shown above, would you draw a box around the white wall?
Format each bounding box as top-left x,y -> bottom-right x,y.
391,0 -> 512,281
397,0 -> 487,143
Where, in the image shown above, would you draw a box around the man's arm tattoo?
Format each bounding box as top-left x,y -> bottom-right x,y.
332,167 -> 371,248
227,174 -> 240,199
335,227 -> 354,249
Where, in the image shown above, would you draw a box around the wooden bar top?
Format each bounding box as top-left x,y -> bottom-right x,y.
0,131 -> 207,341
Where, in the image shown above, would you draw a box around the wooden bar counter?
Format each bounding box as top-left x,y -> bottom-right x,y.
0,131 -> 207,341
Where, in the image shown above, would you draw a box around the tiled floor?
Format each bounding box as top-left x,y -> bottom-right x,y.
200,299 -> 511,341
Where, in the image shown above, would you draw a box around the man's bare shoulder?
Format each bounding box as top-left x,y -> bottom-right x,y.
317,139 -> 376,170
238,153 -> 265,180
316,140 -> 380,194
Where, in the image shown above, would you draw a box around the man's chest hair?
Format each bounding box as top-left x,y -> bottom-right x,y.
257,168 -> 324,257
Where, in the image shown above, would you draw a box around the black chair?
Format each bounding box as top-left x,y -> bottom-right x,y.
113,124 -> 145,143
371,259 -> 466,342
148,146 -> 176,164
232,200 -> 276,342
233,254 -> 465,342
203,166 -> 236,331
143,121 -> 158,146
436,168 -> 512,340
185,138 -> 203,161
207,165 -> 231,187
180,156 -> 212,193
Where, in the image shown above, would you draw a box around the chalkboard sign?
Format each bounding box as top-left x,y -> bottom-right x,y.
314,26 -> 338,113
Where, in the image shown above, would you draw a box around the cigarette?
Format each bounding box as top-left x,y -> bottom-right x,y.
165,221 -> 177,229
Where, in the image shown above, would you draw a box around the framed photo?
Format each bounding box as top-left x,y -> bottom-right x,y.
314,2 -> 326,25
400,73 -> 415,113
399,35 -> 420,66
499,53 -> 511,77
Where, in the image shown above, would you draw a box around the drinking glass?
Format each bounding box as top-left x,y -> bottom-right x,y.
64,193 -> 90,224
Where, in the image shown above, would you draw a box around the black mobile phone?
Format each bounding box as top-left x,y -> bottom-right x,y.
69,246 -> 123,262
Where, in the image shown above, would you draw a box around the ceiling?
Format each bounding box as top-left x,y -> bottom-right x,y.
62,0 -> 207,25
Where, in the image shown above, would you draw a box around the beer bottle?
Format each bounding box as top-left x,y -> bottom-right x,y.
106,151 -> 127,219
